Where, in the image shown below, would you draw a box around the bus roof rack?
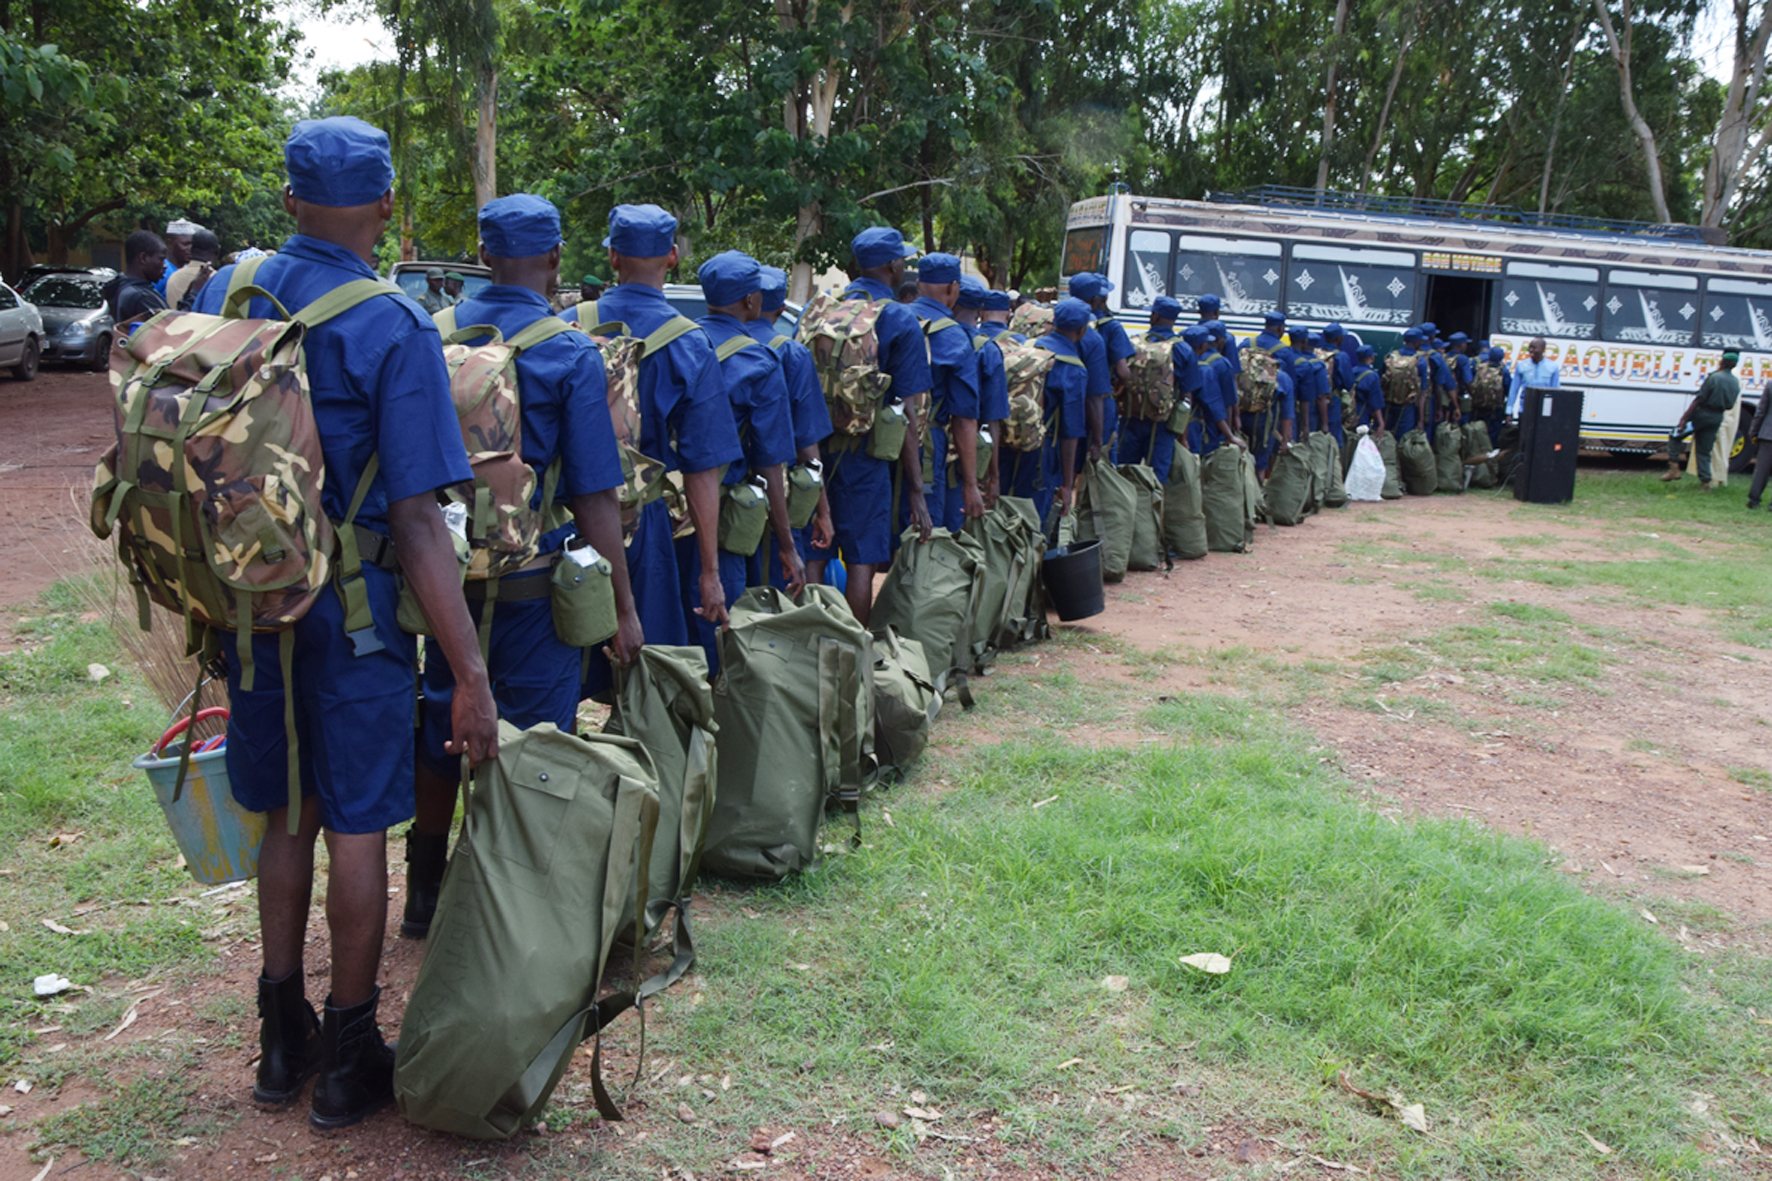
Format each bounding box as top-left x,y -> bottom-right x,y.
1207,186 -> 1712,243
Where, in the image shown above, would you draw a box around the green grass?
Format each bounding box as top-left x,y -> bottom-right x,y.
30,1062 -> 200,1166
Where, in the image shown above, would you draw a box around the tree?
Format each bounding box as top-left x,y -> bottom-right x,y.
1594,0 -> 1675,221
1700,0 -> 1772,230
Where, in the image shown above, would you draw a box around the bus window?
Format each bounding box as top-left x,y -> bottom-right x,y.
1604,269 -> 1698,345
1501,261 -> 1598,340
1170,235 -> 1283,316
1701,277 -> 1772,351
1122,230 -> 1173,309
1288,244 -> 1415,326
1062,227 -> 1107,281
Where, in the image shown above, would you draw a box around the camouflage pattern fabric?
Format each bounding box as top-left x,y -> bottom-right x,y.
794,292 -> 893,437
1471,360 -> 1506,409
1124,335 -> 1177,422
1382,350 -> 1423,405
1007,302 -> 1054,338
996,339 -> 1081,452
1237,345 -> 1279,414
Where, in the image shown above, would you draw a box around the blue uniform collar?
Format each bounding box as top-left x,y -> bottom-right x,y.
1036,332 -> 1080,358
278,233 -> 377,277
909,295 -> 958,322
977,321 -> 1011,338
845,277 -> 895,301
697,312 -> 750,344
463,284 -> 551,311
1147,325 -> 1176,340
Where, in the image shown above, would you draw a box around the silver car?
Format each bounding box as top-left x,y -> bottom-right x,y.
0,279 -> 45,381
18,268 -> 115,372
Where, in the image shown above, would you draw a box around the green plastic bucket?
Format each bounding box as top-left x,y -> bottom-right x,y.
135,711 -> 265,886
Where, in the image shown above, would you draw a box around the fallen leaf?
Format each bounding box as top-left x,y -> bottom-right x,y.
882,810 -> 894,827
41,919 -> 77,935
1101,975 -> 1130,993
1679,865 -> 1711,876
731,1162 -> 766,1172
1397,1103 -> 1428,1133
769,1132 -> 796,1150
1338,1071 -> 1428,1134
903,1106 -> 943,1121
1640,908 -> 1659,924
104,1006 -> 138,1041
1178,953 -> 1232,974
910,1090 -> 926,1104
253,1153 -> 278,1164
1578,1129 -> 1612,1155
47,832 -> 82,848
1055,1058 -> 1083,1071
29,1158 -> 54,1181
1031,795 -> 1059,809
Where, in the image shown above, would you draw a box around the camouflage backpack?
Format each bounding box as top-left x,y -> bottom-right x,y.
1237,345 -> 1279,413
1382,350 -> 1423,405
1008,302 -> 1054,338
1471,360 -> 1506,409
997,338 -> 1085,451
1124,335 -> 1177,421
434,317 -> 581,582
89,256 -> 401,822
794,292 -> 894,437
1316,347 -> 1340,390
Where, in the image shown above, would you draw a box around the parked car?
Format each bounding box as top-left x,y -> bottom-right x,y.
0,279 -> 45,381
655,283 -> 802,331
17,267 -> 116,372
387,260 -> 493,306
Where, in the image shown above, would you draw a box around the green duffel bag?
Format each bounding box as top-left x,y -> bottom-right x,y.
1263,443 -> 1316,526
994,496 -> 1048,648
1433,423 -> 1465,493
1340,431 -> 1359,477
703,586 -> 874,879
1464,421 -> 1499,489
871,526 -> 988,686
1072,457 -> 1138,581
1118,463 -> 1167,572
1162,446 -> 1208,561
605,645 -> 718,991
1399,428 -> 1438,495
1376,430 -> 1404,499
1313,433 -> 1349,508
1202,445 -> 1252,554
395,721 -> 660,1138
873,626 -> 941,772
963,506 -> 1024,670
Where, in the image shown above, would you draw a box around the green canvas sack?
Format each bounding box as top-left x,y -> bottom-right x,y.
1433,424 -> 1465,493
872,626 -> 941,772
1118,463 -> 1167,572
1073,457 -> 1137,581
1263,444 -> 1316,526
963,508 -> 1021,671
1312,432 -> 1348,508
871,526 -> 988,689
702,586 -> 874,879
604,645 -> 718,990
1375,430 -> 1403,499
1399,428 -> 1438,495
394,722 -> 660,1138
993,496 -> 1048,648
1162,446 -> 1208,561
1464,421 -> 1499,489
1203,445 -> 1254,553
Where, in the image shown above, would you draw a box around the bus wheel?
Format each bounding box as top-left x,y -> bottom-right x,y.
1729,410 -> 1757,474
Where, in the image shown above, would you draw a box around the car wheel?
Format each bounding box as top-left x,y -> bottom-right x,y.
88,334 -> 112,372
9,336 -> 39,381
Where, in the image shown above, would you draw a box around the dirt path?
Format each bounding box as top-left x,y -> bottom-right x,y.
0,367 -> 113,614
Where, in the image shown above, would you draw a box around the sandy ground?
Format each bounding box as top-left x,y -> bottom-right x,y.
2,366 -> 1769,1178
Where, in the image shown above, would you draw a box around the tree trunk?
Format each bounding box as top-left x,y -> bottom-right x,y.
1359,8 -> 1418,195
1315,0 -> 1351,194
1700,0 -> 1772,227
1593,0 -> 1672,222
1539,29 -> 1580,215
472,67 -> 498,210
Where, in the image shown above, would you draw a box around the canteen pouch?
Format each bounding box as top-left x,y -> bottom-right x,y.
398,502 -> 471,635
786,462 -> 823,529
867,402 -> 910,462
1165,397 -> 1193,436
718,479 -> 770,556
551,538 -> 619,648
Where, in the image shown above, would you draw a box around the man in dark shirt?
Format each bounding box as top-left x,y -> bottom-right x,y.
1665,352 -> 1742,489
101,231 -> 169,326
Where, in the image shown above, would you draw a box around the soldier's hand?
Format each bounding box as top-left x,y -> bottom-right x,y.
962,482 -> 986,520
908,495 -> 934,544
446,677 -> 500,767
696,570 -> 729,626
781,548 -> 808,598
1231,432 -> 1249,452
1058,484 -> 1074,518
607,606 -> 644,667
810,508 -> 835,552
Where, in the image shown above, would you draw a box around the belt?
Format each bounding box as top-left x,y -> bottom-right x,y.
352,524 -> 400,573
463,562 -> 554,602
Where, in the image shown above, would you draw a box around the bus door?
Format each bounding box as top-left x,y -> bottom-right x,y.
1420,252 -> 1504,340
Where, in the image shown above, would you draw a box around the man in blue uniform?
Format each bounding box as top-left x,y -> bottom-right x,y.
1116,295 -> 1193,480
193,117 -> 498,1130
1445,332 -> 1474,415
952,276 -> 1010,509
902,252 -> 983,534
749,265 -> 833,587
1312,330 -> 1349,445
1419,323 -> 1458,440
408,193 -> 643,940
1002,297 -> 1089,526
1322,321 -> 1359,370
1387,328 -> 1433,436
576,205 -> 742,696
807,227 -> 933,624
1063,274 -> 1117,462
1073,272 -> 1134,450
1287,325 -> 1331,438
1196,292 -> 1241,370
692,251 -> 799,667
1189,324 -> 1245,456
1474,345 -> 1510,445
1352,345 -> 1386,433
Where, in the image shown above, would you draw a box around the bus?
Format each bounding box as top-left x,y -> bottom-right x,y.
1061,187 -> 1770,459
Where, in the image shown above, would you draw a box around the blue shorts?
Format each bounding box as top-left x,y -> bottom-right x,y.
419,574 -> 578,779
817,448 -> 893,567
1003,444 -> 1056,531
1116,418 -> 1175,483
223,566 -> 418,835
584,499 -> 683,700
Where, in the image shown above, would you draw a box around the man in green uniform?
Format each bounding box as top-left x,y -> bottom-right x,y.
1664,352 -> 1742,489
443,271 -> 466,302
418,267 -> 451,314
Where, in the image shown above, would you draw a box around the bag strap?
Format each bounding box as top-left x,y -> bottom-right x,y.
433,303 -> 459,335
443,323 -> 505,346
768,333 -> 790,349
714,335 -> 757,362
640,314 -> 699,358
506,316 -> 579,353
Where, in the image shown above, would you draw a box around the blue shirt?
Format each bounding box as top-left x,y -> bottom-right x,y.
579,283 -> 743,475
1322,349 -> 1351,393
698,314 -> 796,482
1033,332 -> 1088,442
1196,351 -> 1237,425
1274,368 -> 1297,422
1200,318 -> 1241,370
1094,315 -> 1135,365
1078,326 -> 1113,397
976,321 -> 1022,345
746,317 -> 832,452
1425,348 -> 1456,391
1290,351 -> 1329,406
193,234 -> 468,533
1393,347 -> 1431,394
971,330 -> 1011,424
1353,364 -> 1385,417
1507,355 -> 1562,417
844,278 -> 933,403
1448,352 -> 1474,387
907,296 -> 981,424
449,284 -> 624,553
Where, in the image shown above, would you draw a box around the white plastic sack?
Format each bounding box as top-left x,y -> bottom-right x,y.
1346,433 -> 1386,502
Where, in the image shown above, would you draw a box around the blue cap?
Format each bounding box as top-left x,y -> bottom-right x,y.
1309,333 -> 1325,348
920,252 -> 963,285
1053,297 -> 1093,330
1404,327 -> 1424,341
1323,322 -> 1344,338
605,204 -> 678,256
285,117 -> 395,208
1181,323 -> 1211,344
1151,296 -> 1182,320
956,274 -> 988,309
982,289 -> 1012,312
1264,311 -> 1286,325
1420,321 -> 1438,335
1197,293 -> 1222,310
1068,273 -> 1113,301
698,250 -> 762,307
1448,332 -> 1469,344
478,194 -> 561,259
759,265 -> 788,312
1356,344 -> 1375,359
1206,321 -> 1228,338
1289,325 -> 1310,340
1487,346 -> 1504,363
853,226 -> 917,268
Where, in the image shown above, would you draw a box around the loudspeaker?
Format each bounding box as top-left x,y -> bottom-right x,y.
1514,386 -> 1582,504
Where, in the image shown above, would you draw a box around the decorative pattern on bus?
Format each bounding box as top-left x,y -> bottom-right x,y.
1493,334 -> 1768,390
1289,267 -> 1412,325
1422,252 -> 1502,273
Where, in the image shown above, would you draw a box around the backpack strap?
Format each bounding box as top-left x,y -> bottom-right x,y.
505,316 -> 579,353
433,304 -> 459,335
923,316 -> 958,335
443,324 -> 505,345
713,335 -> 757,363
767,334 -> 790,350
639,315 -> 699,358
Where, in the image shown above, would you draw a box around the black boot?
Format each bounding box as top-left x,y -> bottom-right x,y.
309,988 -> 397,1131
399,830 -> 449,939
253,967 -> 321,1105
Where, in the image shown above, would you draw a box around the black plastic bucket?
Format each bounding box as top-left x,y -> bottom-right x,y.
1042,539 -> 1105,622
